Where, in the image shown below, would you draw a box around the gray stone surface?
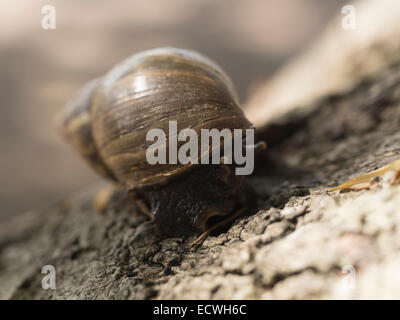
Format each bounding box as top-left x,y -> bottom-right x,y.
2,62 -> 400,299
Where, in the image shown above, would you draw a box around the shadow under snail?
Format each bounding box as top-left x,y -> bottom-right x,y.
56,47 -> 265,248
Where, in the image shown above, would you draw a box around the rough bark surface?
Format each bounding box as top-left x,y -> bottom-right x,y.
2,62 -> 400,299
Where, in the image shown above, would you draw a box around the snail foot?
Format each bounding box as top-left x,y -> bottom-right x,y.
189,207 -> 246,251
93,185 -> 120,212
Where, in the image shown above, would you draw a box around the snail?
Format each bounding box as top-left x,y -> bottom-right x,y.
56,47 -> 264,246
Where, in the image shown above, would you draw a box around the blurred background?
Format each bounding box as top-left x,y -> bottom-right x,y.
0,0 -> 347,221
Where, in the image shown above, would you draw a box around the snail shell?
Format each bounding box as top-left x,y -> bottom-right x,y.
55,77 -> 116,181
57,47 -> 252,189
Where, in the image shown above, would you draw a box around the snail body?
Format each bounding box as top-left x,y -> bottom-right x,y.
57,47 -> 256,237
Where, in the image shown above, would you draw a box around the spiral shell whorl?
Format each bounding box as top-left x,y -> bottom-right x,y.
58,47 -> 252,189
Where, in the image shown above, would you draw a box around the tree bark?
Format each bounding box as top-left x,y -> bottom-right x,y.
2,60 -> 400,300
